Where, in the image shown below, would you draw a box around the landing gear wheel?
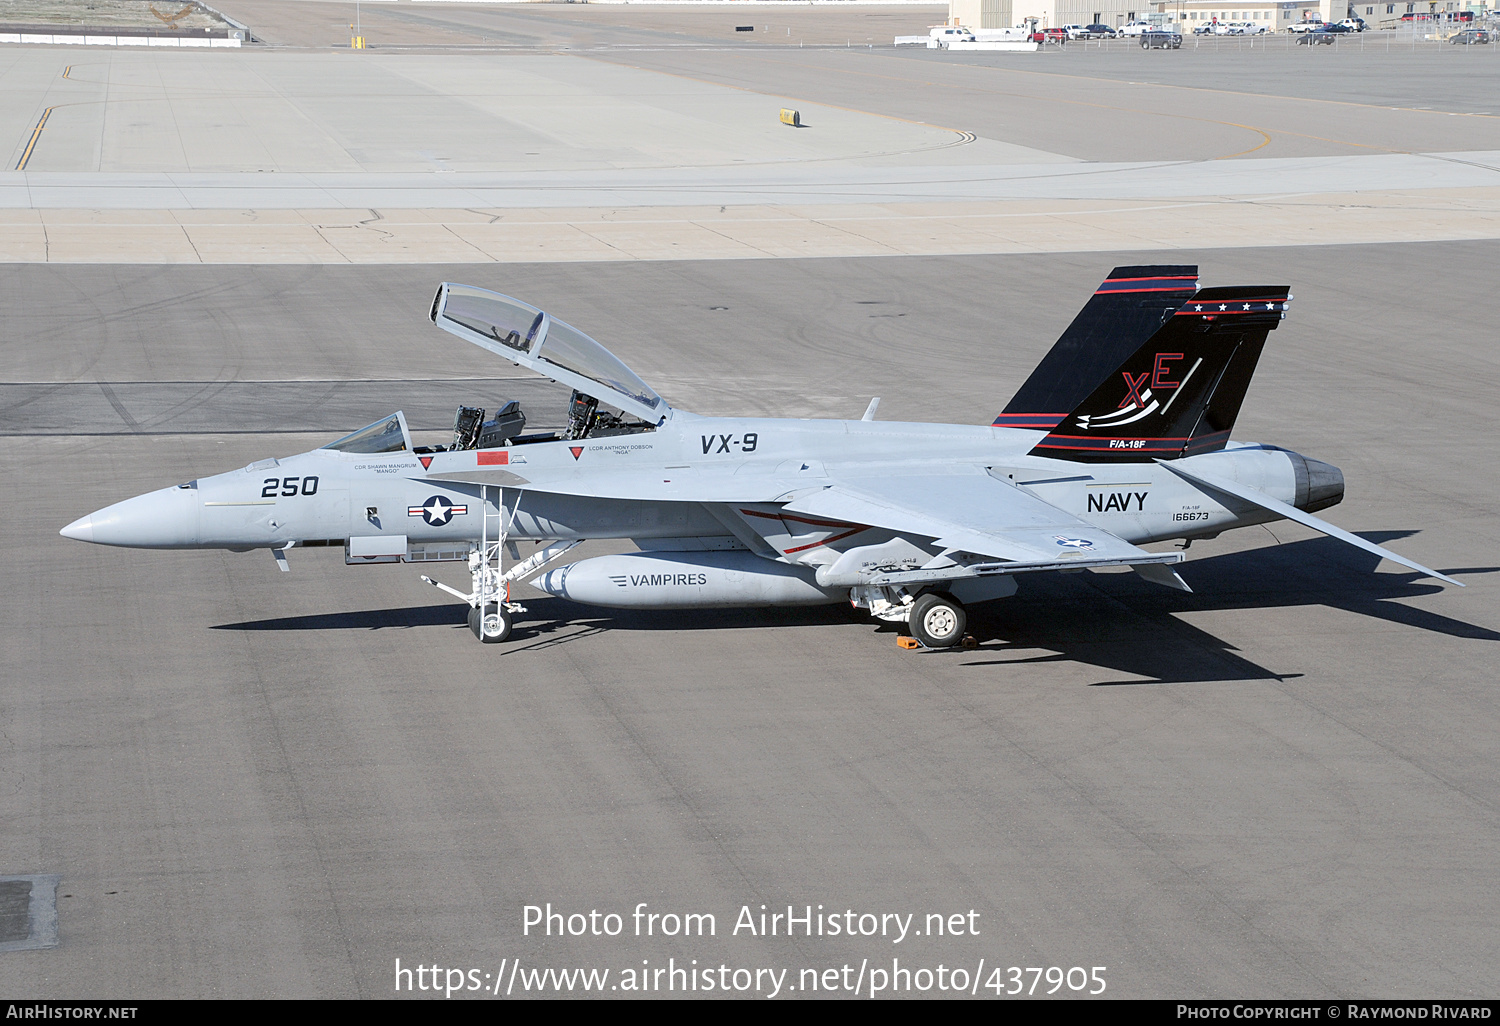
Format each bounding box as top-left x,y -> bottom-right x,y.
469,602 -> 512,644
909,592 -> 966,649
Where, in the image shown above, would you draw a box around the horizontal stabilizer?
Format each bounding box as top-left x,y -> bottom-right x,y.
1157,460 -> 1463,587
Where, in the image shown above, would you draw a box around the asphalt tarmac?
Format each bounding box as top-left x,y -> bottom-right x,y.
2,244 -> 1497,998
2,1 -> 1498,1000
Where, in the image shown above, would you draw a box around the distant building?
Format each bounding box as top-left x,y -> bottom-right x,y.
949,0 -> 1159,29
948,0 -> 1365,27
947,0 -> 1489,31
1150,0 -> 1339,29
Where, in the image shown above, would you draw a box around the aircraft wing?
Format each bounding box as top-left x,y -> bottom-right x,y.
782,467 -> 1184,575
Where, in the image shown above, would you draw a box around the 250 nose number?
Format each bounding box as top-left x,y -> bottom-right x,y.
262,476 -> 319,498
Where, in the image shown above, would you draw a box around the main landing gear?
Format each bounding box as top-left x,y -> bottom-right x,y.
908,592 -> 967,649
851,585 -> 970,649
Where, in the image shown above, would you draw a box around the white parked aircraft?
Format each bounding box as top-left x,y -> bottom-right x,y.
61,266 -> 1461,646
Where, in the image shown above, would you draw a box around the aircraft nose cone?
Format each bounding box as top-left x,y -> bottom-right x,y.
60,486 -> 200,548
60,514 -> 94,542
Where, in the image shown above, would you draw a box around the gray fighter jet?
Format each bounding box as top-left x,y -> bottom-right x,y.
60,267 -> 1462,646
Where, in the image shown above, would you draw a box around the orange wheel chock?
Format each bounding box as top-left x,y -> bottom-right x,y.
897,636 -> 921,650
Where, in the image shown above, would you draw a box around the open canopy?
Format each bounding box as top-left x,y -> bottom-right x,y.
431,284 -> 666,423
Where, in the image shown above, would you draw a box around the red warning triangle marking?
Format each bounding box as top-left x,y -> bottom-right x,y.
569,446 -> 584,460
418,455 -> 433,470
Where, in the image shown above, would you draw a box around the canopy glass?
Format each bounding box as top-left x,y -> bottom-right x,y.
437,285 -> 662,416
322,413 -> 411,454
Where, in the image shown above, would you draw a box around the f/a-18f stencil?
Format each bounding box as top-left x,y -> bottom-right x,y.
60,268 -> 1462,647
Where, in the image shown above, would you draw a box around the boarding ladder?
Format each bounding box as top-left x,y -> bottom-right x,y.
422,484 -> 581,612
474,483 -> 508,612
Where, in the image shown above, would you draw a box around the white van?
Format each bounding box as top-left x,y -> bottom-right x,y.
928,25 -> 977,46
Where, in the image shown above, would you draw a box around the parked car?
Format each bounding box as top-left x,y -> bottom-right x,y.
1225,21 -> 1269,34
1062,24 -> 1087,38
1042,26 -> 1069,42
1286,20 -> 1323,33
1078,23 -> 1117,37
1320,22 -> 1353,32
1296,29 -> 1336,43
1140,29 -> 1182,48
1451,28 -> 1490,43
1192,22 -> 1217,34
1339,17 -> 1367,31
1119,21 -> 1152,36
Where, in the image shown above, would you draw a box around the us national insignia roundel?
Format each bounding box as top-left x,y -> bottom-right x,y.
408,495 -> 468,527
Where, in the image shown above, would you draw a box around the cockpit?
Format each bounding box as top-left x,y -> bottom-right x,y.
323,285 -> 666,457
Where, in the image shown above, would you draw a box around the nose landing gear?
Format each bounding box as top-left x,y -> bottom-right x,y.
419,484 -> 585,645
469,602 -> 512,643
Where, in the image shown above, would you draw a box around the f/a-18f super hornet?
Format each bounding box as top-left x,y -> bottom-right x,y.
60,267 -> 1462,646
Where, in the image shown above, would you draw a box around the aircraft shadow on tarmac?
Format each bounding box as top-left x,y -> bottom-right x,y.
214,533 -> 1496,686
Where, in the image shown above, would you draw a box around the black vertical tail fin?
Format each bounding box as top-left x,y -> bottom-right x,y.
994,265 -> 1199,431
1028,287 -> 1291,462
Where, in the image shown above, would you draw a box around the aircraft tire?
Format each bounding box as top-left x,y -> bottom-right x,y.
469,602 -> 512,644
909,592 -> 965,649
